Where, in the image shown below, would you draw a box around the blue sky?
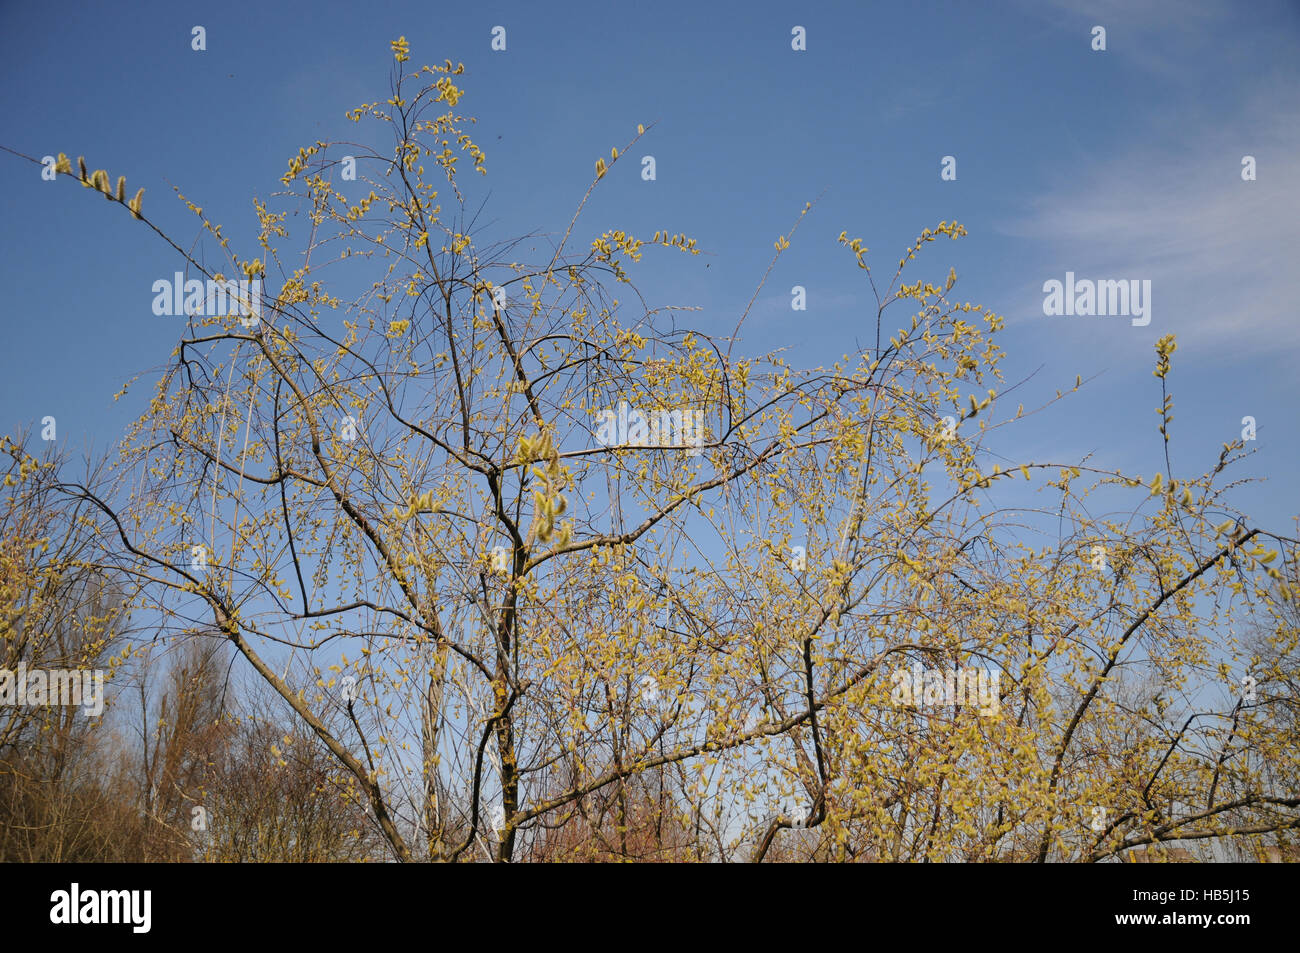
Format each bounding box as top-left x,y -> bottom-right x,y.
1,0 -> 1297,529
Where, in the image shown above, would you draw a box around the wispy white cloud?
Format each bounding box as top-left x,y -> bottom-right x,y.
996,84 -> 1300,359
1012,0 -> 1239,81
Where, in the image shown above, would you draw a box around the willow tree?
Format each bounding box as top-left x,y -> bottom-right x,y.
39,39 -> 1299,862
0,435 -> 135,861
